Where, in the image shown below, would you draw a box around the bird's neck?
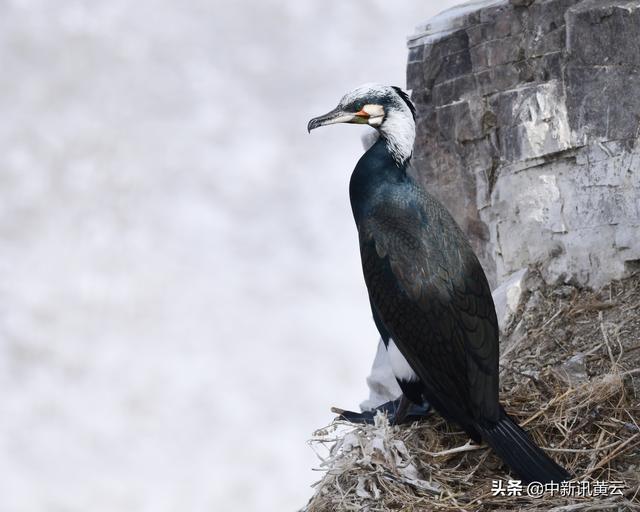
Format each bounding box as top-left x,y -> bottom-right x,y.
378,110 -> 415,166
349,137 -> 409,223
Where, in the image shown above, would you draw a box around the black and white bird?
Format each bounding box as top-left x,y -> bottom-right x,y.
308,83 -> 570,484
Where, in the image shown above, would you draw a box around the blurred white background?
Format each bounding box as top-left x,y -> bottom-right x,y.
0,1 -> 461,510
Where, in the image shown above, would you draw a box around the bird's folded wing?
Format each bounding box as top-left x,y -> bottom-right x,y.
360,188 -> 500,422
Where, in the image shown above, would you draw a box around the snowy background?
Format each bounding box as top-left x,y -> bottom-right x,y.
0,1 -> 461,510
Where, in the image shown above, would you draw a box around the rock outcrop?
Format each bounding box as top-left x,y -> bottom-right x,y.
407,0 -> 640,288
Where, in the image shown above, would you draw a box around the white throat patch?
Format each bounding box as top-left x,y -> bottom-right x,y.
380,108 -> 415,165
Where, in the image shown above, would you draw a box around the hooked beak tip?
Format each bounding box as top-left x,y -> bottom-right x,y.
308,108 -> 358,134
307,118 -> 320,133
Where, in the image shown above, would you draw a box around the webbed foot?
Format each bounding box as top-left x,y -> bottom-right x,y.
332,395 -> 431,426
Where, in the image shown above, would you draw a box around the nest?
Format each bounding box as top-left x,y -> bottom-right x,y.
304,273 -> 640,511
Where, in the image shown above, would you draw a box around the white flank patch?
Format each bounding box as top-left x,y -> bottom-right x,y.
387,339 -> 419,382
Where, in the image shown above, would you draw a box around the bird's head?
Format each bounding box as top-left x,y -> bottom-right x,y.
307,84 -> 416,164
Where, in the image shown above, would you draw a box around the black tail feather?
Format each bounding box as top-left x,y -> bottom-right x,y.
478,413 -> 571,484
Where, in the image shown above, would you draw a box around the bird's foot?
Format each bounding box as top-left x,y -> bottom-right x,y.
332,396 -> 431,426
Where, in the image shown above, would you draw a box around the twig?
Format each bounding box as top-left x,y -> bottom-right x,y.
544,438 -> 621,454
599,311 -> 616,366
520,388 -> 573,427
425,440 -> 486,457
582,433 -> 640,477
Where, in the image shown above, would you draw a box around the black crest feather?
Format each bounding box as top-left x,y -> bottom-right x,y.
391,86 -> 416,121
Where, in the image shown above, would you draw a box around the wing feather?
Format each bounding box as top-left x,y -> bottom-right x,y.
359,184 -> 500,424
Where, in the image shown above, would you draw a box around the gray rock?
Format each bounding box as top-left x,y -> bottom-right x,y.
407,0 -> 640,289
436,100 -> 484,142
408,44 -> 424,63
470,35 -> 525,70
526,290 -> 545,310
438,49 -> 473,82
557,353 -> 589,387
431,74 -> 477,106
492,268 -> 529,331
527,25 -> 565,57
475,63 -> 522,96
566,0 -> 640,67
551,285 -> 575,299
565,65 -> 640,142
406,62 -> 425,91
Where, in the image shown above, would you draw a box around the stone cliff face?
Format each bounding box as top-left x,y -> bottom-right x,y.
407,0 -> 640,288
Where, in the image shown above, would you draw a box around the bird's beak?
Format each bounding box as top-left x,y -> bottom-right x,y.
307,107 -> 369,133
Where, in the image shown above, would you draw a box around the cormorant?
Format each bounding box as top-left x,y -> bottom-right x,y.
308,84 -> 570,483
